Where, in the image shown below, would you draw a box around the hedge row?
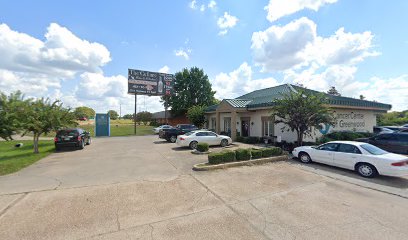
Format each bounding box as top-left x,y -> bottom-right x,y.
208,147 -> 283,165
317,131 -> 374,144
236,136 -> 262,144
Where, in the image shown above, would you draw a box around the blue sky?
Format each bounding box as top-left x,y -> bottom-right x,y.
0,0 -> 407,114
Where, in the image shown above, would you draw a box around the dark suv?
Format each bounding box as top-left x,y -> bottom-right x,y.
159,124 -> 198,143
54,128 -> 91,150
357,132 -> 408,154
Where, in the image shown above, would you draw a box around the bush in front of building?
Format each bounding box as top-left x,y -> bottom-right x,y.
251,149 -> 262,159
208,150 -> 236,164
196,142 -> 209,152
261,147 -> 283,157
317,131 -> 374,144
222,150 -> 236,162
208,152 -> 223,164
236,136 -> 262,144
235,148 -> 251,161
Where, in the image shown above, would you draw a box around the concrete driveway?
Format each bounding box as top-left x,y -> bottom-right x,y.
1,135 -> 408,240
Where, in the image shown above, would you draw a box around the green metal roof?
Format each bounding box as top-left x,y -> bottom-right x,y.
205,84 -> 392,112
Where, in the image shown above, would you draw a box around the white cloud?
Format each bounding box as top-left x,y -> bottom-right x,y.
217,12 -> 239,35
252,17 -> 316,71
158,65 -> 170,73
252,17 -> 378,72
189,0 -> 197,9
211,62 -> 280,99
0,23 -> 110,96
208,1 -> 217,9
265,0 -> 338,22
174,48 -> 191,60
200,5 -> 206,12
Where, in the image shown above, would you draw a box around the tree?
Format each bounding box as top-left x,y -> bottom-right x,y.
136,111 -> 153,123
0,91 -> 27,140
21,98 -> 77,153
327,86 -> 341,96
161,67 -> 217,116
187,105 -> 206,128
272,90 -> 336,146
108,110 -> 119,120
74,106 -> 95,119
359,95 -> 366,100
122,113 -> 134,120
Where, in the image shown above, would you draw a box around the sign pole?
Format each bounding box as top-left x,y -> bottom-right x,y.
134,94 -> 137,135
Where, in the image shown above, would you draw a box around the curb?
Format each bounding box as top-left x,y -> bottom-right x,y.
191,150 -> 211,155
193,155 -> 288,171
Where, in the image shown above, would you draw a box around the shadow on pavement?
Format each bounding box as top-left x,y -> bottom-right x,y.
153,140 -> 170,144
288,158 -> 408,190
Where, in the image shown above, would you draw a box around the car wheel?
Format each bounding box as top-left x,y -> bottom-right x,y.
86,137 -> 91,145
189,141 -> 198,150
356,163 -> 378,178
79,140 -> 85,150
170,136 -> 177,143
299,152 -> 312,163
220,139 -> 228,147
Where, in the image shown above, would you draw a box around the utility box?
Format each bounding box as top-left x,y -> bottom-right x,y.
95,113 -> 110,137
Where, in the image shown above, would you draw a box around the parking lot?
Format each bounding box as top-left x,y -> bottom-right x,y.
1,135 -> 408,240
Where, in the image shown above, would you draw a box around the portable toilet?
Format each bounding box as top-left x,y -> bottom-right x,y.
95,113 -> 110,137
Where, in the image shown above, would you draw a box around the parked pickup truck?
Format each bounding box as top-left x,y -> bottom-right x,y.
159,124 -> 198,143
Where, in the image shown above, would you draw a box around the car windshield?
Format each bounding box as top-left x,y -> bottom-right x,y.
361,144 -> 388,155
57,130 -> 78,136
184,131 -> 195,136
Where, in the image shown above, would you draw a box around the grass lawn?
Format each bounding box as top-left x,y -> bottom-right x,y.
81,124 -> 154,137
0,140 -> 55,176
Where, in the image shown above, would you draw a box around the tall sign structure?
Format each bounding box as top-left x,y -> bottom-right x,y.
128,69 -> 175,134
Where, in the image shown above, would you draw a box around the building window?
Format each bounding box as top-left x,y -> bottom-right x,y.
262,117 -> 274,137
211,118 -> 216,130
224,117 -> 231,134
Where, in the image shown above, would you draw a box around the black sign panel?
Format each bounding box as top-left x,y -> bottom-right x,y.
128,69 -> 174,96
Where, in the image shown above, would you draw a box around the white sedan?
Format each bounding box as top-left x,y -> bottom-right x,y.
176,130 -> 232,149
153,125 -> 173,134
292,141 -> 408,178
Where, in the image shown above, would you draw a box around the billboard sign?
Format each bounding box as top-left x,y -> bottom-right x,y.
128,69 -> 174,96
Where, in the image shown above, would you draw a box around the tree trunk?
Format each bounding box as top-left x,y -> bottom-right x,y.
296,130 -> 303,147
33,133 -> 39,154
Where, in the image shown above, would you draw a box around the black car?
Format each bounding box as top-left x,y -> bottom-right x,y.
356,132 -> 408,154
159,124 -> 198,143
54,128 -> 91,150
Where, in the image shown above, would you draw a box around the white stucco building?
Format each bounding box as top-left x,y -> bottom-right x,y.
205,84 -> 391,143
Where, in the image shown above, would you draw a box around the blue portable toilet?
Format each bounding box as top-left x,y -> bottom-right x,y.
95,113 -> 110,137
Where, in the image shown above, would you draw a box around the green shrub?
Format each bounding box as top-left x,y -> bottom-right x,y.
208,152 -> 223,164
251,149 -> 262,159
222,150 -> 236,162
196,142 -> 209,152
236,136 -> 244,143
261,147 -> 282,157
235,148 -> 251,161
247,137 -> 260,144
316,131 -> 374,144
208,150 -> 236,164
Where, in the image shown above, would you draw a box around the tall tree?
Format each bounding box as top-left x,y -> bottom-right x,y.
272,90 -> 336,146
187,105 -> 206,128
74,106 -> 95,119
0,91 -> 27,140
108,110 -> 119,120
136,111 -> 153,123
21,98 -> 77,153
327,86 -> 341,96
161,67 -> 217,116
359,95 -> 366,100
